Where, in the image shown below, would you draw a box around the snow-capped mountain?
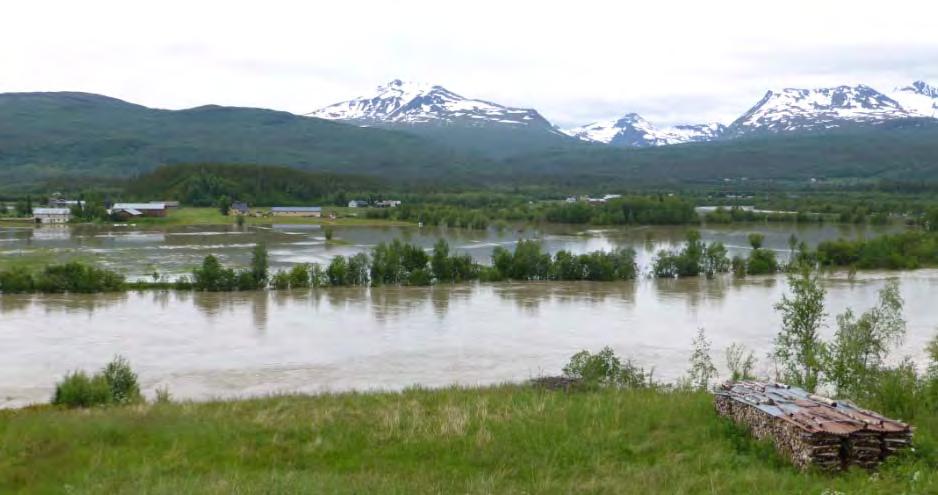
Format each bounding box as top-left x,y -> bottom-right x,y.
563,113 -> 725,147
309,79 -> 553,129
725,85 -> 915,136
890,81 -> 938,118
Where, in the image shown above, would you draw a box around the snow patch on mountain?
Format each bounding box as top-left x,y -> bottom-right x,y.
563,113 -> 725,147
891,81 -> 938,118
308,79 -> 552,129
726,85 -> 915,136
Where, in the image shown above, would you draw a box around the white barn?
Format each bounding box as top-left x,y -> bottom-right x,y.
33,207 -> 71,224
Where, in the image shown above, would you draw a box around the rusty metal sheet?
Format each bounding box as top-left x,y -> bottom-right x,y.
714,381 -> 910,436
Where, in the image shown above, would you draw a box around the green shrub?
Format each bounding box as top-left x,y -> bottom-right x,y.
0,266 -> 35,293
33,262 -> 125,293
154,386 -> 172,404
563,347 -> 650,388
731,256 -> 747,278
725,343 -> 756,381
327,256 -> 350,286
53,371 -> 112,408
652,231 -> 727,279
271,271 -> 290,290
102,355 -> 141,404
866,358 -> 923,420
288,264 -> 311,288
192,255 -> 238,291
310,263 -> 328,287
746,249 -> 779,275
52,356 -> 141,408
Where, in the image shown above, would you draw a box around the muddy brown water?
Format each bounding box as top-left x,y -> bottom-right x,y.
2,223 -> 933,408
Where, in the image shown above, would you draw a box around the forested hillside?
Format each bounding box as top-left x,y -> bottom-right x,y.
0,92 -> 475,188
3,92 -> 938,192
122,164 -> 380,206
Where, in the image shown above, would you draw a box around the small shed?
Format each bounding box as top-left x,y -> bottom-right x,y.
33,207 -> 71,224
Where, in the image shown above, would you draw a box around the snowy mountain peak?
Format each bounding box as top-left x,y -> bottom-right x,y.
904,81 -> 938,98
564,114 -> 725,147
891,80 -> 938,118
726,84 -> 914,136
309,79 -> 552,129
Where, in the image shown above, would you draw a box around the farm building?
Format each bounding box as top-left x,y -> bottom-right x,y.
271,206 -> 322,217
110,202 -> 168,219
714,381 -> 912,471
231,202 -> 250,215
33,207 -> 71,224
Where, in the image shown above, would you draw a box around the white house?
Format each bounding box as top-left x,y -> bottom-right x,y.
33,207 -> 71,224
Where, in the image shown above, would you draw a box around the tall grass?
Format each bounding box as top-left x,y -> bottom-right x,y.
2,386 -> 935,494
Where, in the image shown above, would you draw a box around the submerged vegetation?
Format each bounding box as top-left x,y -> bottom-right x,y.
5,225 -> 938,295
0,262 -> 124,294
269,239 -> 637,290
816,230 -> 938,269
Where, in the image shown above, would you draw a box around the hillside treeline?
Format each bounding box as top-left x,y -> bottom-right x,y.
122,164 -> 379,206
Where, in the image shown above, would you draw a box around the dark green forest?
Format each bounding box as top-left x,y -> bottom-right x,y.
3,92 -> 938,194
122,164 -> 379,206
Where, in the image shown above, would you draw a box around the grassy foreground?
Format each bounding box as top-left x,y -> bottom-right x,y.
1,386 -> 935,494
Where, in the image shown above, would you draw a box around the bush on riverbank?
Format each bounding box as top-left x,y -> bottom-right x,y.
52,356 -> 141,408
562,346 -> 653,388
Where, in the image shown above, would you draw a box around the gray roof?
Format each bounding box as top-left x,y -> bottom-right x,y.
271,206 -> 321,212
33,208 -> 71,215
112,202 -> 166,210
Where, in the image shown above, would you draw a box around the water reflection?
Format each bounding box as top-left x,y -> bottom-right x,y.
0,222 -> 907,281
3,266 -> 937,408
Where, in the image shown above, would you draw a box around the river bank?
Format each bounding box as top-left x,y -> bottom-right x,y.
1,385 -> 934,493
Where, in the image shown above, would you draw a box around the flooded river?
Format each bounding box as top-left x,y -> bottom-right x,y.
2,222 -> 934,408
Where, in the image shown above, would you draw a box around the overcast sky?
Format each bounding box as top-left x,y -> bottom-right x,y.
4,0 -> 938,127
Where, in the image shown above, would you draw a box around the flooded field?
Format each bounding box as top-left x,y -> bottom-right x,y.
2,222 -> 932,408
0,221 -> 904,279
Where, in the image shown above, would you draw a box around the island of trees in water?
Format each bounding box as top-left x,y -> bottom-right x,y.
3,228 -> 938,295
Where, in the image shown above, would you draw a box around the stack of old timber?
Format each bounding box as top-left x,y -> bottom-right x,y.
714,381 -> 912,471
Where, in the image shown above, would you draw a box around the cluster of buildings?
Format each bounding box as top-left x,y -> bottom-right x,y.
347,199 -> 401,208
565,194 -> 622,205
31,200 -> 177,224
26,197 -> 404,224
